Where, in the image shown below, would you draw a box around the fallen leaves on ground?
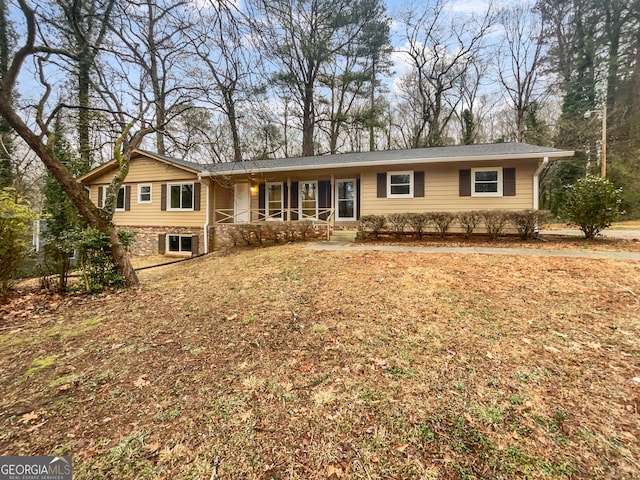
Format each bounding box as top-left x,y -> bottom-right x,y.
1,244 -> 639,479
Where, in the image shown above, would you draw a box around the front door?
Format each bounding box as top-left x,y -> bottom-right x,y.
234,183 -> 250,223
336,179 -> 357,221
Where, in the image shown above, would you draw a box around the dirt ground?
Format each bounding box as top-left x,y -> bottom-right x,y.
1,243 -> 639,479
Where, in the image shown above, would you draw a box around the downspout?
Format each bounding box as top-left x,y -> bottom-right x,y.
533,157 -> 548,235
199,174 -> 210,254
532,156 -> 549,211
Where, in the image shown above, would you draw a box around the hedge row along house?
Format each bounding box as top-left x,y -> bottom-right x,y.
78,142 -> 574,255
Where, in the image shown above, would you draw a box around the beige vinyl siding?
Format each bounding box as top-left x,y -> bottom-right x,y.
213,184 -> 234,222
86,158 -> 206,227
89,157 -> 199,184
361,160 -> 539,215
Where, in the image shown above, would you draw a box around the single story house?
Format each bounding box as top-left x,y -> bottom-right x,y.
78,142 -> 574,255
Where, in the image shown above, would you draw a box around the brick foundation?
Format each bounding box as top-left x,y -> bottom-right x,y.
118,226 -> 206,256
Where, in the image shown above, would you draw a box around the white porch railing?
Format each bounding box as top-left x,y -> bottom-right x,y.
214,208 -> 335,225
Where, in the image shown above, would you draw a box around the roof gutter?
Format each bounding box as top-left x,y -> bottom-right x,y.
200,151 -> 574,177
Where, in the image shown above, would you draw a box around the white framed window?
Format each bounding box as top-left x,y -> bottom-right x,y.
387,171 -> 413,198
99,186 -> 126,210
266,182 -> 283,220
299,181 -> 318,220
167,235 -> 192,253
336,179 -> 357,220
472,167 -> 503,197
138,184 -> 152,203
168,183 -> 194,210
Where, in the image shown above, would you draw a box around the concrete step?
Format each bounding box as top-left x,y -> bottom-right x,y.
330,230 -> 358,242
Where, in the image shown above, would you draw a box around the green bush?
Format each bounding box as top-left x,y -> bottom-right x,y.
0,188 -> 38,298
480,210 -> 509,240
76,228 -> 137,292
429,212 -> 455,238
407,213 -> 430,239
359,215 -> 386,240
560,176 -> 623,239
387,213 -> 408,238
457,211 -> 481,239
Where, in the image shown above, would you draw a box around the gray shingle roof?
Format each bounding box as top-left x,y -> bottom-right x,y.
199,142 -> 573,176
134,143 -> 573,176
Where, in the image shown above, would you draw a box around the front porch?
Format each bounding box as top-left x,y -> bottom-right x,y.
211,175 -> 360,229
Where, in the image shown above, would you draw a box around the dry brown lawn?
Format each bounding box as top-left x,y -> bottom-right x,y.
1,244 -> 639,479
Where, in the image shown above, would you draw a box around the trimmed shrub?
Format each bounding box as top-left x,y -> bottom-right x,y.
407,213 -> 430,239
429,212 -> 455,238
387,213 -> 409,238
297,221 -> 314,241
508,210 -> 550,240
359,215 -> 386,240
457,211 -> 481,239
480,210 -> 509,240
560,175 -> 623,239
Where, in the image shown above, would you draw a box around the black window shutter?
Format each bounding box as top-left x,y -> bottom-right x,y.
503,168 -> 516,196
318,180 -> 331,220
158,234 -> 166,254
377,173 -> 386,198
459,169 -> 471,197
414,171 -> 425,197
191,235 -> 199,255
356,178 -> 361,220
124,186 -> 131,211
161,184 -> 167,211
283,182 -> 288,209
290,181 -> 299,221
258,183 -> 265,220
98,186 -> 104,207
193,183 -> 201,210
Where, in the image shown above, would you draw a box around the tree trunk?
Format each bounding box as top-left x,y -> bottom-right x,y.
301,82 -> 315,156
0,96 -> 139,286
223,89 -> 242,162
78,52 -> 92,171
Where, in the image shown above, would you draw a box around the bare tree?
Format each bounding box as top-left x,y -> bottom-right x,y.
497,2 -> 548,142
0,0 -> 162,286
186,2 -> 254,162
51,0 -> 115,170
396,0 -> 494,147
252,0 -> 388,157
109,0 -> 196,156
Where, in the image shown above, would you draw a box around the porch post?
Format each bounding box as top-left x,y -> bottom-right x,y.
287,176 -> 291,222
212,179 -> 217,224
330,174 -> 335,227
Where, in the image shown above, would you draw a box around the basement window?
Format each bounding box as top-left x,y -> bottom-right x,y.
168,235 -> 192,253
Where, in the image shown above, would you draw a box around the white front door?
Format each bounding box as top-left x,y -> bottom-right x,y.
234,183 -> 250,223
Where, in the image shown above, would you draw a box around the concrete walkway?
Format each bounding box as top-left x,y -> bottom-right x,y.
307,240 -> 640,261
539,228 -> 640,240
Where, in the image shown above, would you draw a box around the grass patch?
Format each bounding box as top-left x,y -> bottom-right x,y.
1,245 -> 638,478
25,355 -> 57,377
